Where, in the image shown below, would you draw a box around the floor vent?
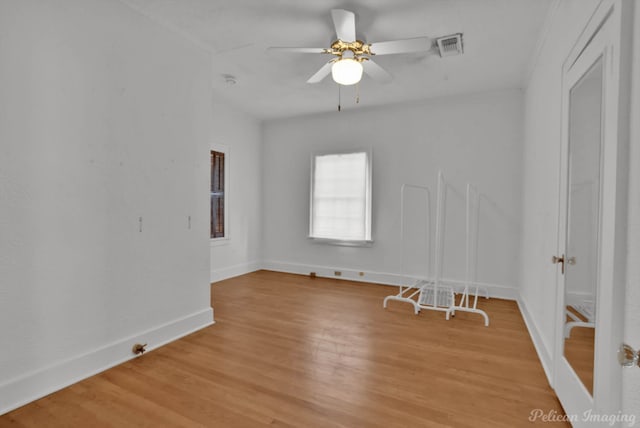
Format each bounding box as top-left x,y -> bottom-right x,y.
436,33 -> 464,57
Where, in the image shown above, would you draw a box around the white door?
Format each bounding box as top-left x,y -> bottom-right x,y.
553,0 -> 629,425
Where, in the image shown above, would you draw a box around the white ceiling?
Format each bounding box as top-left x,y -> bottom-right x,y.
121,0 -> 552,120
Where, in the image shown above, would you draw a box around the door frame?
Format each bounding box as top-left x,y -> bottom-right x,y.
554,0 -> 632,421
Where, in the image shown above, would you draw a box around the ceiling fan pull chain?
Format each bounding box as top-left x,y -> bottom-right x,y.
356,82 -> 360,104
338,84 -> 342,112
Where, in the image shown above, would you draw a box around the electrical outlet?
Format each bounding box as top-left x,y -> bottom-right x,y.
359,272 -> 365,277
334,271 -> 342,277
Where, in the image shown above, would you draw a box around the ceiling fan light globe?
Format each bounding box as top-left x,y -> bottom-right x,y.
331,58 -> 363,85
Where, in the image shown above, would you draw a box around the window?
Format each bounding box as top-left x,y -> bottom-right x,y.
211,148 -> 228,239
309,150 -> 372,243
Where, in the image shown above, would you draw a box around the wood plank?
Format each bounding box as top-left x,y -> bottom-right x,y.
2,271 -> 567,427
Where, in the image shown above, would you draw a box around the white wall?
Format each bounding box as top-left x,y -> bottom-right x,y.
262,89 -> 523,297
209,96 -> 262,282
518,0 -> 601,378
0,0 -> 213,414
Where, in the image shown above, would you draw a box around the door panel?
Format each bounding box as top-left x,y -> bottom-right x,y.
554,0 -> 629,423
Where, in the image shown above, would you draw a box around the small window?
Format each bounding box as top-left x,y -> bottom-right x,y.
309,150 -> 372,244
211,149 -> 227,239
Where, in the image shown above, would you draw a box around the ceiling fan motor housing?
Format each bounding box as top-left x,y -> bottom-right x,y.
329,40 -> 372,58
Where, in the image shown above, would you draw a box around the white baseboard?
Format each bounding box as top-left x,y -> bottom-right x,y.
0,307 -> 214,416
261,260 -> 518,300
210,260 -> 261,283
517,297 -> 554,386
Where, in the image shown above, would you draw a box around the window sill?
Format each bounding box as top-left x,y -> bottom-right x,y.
308,237 -> 374,247
210,237 -> 230,247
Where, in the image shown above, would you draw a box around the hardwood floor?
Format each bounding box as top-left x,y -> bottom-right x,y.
2,271 -> 567,427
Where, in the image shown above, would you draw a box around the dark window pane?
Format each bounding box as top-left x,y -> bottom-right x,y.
211,151 -> 225,238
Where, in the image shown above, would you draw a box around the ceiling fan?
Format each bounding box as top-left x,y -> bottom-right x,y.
268,9 -> 452,86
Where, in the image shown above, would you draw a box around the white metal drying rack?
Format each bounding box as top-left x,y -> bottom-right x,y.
454,183 -> 490,326
383,172 -> 490,326
384,172 -> 455,319
380,181 -> 432,315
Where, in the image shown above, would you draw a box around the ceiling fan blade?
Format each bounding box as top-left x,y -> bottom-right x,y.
331,9 -> 356,42
369,37 -> 433,56
362,60 -> 392,83
307,62 -> 333,84
268,47 -> 327,54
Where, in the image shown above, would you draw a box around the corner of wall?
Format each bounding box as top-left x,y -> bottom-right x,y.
211,261 -> 262,283
524,0 -> 562,88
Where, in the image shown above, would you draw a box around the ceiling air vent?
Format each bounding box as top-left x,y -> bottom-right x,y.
436,33 -> 463,57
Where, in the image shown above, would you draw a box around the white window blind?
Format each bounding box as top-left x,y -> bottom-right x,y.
310,151 -> 372,242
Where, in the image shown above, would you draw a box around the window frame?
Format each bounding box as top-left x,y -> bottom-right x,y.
308,148 -> 373,247
210,144 -> 230,246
